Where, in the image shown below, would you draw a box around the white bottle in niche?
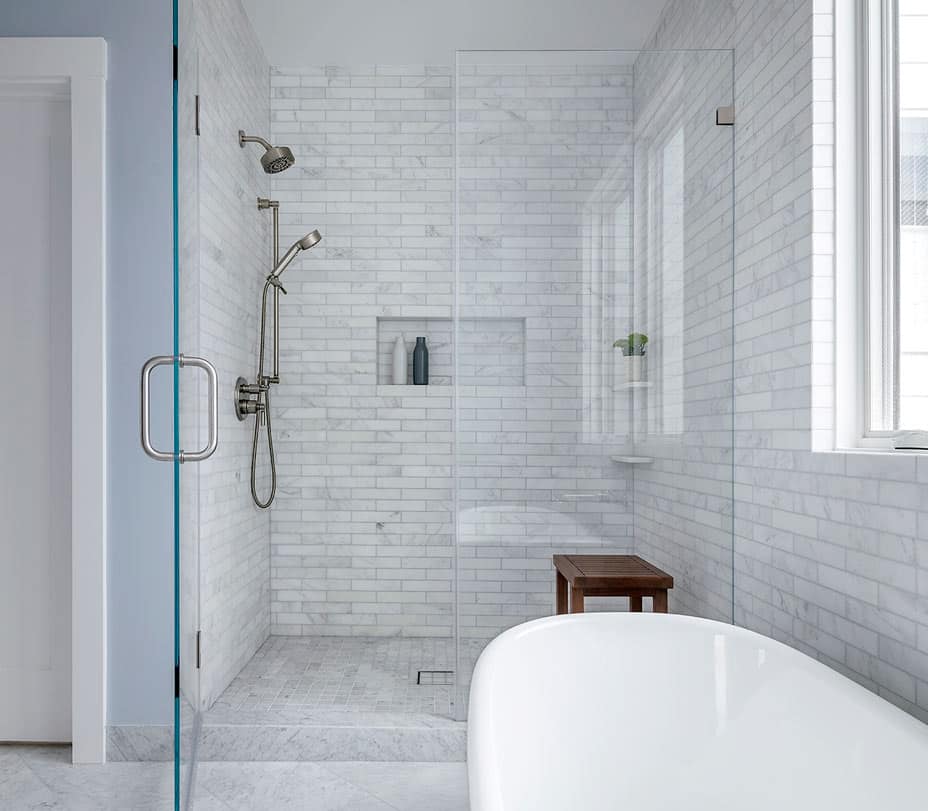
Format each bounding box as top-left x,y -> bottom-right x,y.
392,335 -> 407,385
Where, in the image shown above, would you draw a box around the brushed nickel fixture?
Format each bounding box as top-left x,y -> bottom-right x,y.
236,191 -> 322,509
141,355 -> 219,463
238,130 -> 296,174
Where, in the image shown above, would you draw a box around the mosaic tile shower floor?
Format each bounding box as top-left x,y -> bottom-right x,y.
210,637 -> 457,720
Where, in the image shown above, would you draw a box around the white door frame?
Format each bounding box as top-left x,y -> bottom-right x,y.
0,37 -> 108,764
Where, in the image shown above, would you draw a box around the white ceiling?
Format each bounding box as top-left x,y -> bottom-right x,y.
241,0 -> 670,67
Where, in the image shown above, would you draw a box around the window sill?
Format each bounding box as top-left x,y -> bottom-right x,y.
827,445 -> 928,457
834,431 -> 928,454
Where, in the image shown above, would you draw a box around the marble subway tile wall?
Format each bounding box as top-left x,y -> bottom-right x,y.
267,59 -> 636,643
194,0 -> 273,707
455,57 -> 637,650
630,49 -> 736,621
268,66 -> 456,637
642,0 -> 928,720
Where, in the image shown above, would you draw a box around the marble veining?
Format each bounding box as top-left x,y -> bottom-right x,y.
0,745 -> 469,810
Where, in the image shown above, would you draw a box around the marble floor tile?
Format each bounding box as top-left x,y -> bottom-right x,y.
210,636 -> 456,719
1,745 -> 173,810
0,746 -> 470,811
0,746 -> 64,810
326,761 -> 469,811
193,762 -> 395,810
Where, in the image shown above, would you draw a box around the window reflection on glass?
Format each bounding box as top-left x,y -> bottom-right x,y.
642,127 -> 685,439
659,129 -> 685,436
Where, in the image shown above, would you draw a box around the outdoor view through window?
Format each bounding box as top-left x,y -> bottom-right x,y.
898,0 -> 928,428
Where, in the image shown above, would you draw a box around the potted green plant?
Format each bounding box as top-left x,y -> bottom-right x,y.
613,332 -> 648,383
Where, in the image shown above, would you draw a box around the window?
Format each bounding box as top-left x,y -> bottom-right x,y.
860,0 -> 928,436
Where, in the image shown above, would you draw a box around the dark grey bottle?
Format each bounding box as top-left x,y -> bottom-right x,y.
413,336 -> 429,385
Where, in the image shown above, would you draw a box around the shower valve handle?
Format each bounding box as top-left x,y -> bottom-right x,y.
234,376 -> 269,423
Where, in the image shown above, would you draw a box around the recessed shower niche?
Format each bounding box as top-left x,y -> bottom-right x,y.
376,316 -> 526,387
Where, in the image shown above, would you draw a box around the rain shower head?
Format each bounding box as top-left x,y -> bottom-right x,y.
239,130 -> 296,174
269,230 -> 322,281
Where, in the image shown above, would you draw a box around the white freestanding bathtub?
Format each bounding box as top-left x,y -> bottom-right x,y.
468,613 -> 928,810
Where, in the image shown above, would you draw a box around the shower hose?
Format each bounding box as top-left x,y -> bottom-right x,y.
250,277 -> 278,509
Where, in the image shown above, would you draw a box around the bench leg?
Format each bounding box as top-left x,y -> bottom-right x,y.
653,590 -> 668,613
570,586 -> 585,613
629,595 -> 642,612
556,571 -> 568,615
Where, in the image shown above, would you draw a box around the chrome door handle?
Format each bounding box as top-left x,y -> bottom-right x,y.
140,354 -> 219,463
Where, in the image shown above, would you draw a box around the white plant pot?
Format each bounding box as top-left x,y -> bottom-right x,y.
626,355 -> 645,383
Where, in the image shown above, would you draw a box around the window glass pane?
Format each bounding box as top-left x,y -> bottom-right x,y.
897,0 -> 928,429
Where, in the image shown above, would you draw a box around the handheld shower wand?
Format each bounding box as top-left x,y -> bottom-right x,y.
267,231 -> 322,292
236,225 -> 322,509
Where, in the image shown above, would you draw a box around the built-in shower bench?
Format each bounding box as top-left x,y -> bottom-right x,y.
553,554 -> 673,614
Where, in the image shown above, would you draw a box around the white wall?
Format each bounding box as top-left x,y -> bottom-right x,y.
643,0 -> 928,721
0,90 -> 72,741
0,0 -> 175,726
242,0 -> 667,66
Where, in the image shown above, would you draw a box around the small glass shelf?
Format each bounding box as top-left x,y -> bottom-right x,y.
610,455 -> 654,465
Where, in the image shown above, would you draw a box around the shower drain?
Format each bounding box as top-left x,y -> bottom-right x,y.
416,670 -> 454,686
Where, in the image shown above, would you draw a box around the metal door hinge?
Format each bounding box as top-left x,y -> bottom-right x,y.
195,95 -> 200,136
196,631 -> 201,669
174,665 -> 180,698
173,45 -> 178,82
716,105 -> 735,126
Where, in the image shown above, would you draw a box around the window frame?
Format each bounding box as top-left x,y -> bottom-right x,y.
860,0 -> 900,440
836,0 -> 905,450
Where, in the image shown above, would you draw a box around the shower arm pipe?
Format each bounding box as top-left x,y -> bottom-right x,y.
240,132 -> 273,151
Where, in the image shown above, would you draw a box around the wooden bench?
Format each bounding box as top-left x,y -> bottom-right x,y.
553,554 -> 673,614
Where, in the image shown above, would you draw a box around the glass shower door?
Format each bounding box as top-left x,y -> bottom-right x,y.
175,0 -> 204,807
141,1 -> 205,804
453,48 -> 735,708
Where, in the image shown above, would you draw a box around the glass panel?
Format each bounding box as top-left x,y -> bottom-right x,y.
454,49 -> 735,706
175,0 -> 202,807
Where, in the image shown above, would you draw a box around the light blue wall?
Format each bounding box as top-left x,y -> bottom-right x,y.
0,0 -> 174,724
